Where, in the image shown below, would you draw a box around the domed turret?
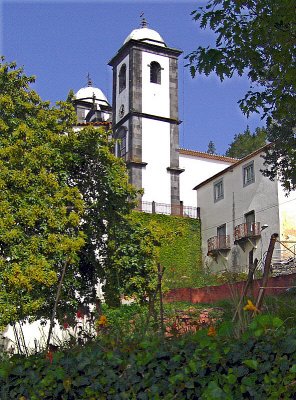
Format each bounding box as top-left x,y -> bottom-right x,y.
124,17 -> 166,47
75,86 -> 109,107
124,27 -> 166,47
74,75 -> 111,124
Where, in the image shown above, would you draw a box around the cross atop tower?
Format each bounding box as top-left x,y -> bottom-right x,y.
140,12 -> 148,28
87,73 -> 93,87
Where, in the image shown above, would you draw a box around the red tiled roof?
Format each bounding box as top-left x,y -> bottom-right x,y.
76,121 -> 111,127
179,148 -> 237,163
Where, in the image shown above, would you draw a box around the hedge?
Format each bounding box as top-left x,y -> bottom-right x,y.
1,318 -> 295,399
133,212 -> 202,289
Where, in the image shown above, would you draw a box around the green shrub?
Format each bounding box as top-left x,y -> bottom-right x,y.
263,293 -> 296,328
99,303 -> 151,343
215,270 -> 248,284
1,316 -> 295,399
133,213 -> 203,289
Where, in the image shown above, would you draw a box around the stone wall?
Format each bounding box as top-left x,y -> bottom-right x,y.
165,273 -> 296,304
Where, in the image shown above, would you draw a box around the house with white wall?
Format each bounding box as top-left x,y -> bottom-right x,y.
194,146 -> 296,273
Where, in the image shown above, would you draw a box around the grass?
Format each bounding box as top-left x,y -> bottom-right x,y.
100,293 -> 296,341
263,292 -> 296,328
211,292 -> 296,331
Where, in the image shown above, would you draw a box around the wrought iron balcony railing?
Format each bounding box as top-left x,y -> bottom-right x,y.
135,201 -> 200,219
207,235 -> 231,253
234,222 -> 261,241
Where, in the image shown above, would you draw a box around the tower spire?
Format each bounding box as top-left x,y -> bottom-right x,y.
87,73 -> 92,87
140,12 -> 148,28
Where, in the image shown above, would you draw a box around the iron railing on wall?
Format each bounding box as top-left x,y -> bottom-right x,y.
207,235 -> 231,252
136,201 -> 200,219
234,222 -> 261,241
272,241 -> 296,275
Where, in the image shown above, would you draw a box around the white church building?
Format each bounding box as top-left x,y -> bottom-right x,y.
1,20 -> 295,354
73,20 -> 235,218
72,19 -> 296,273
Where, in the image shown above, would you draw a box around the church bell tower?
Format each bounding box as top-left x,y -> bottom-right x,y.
108,18 -> 183,208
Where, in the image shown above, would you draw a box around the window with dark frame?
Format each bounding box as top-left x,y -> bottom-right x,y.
217,223 -> 227,248
150,61 -> 161,84
119,64 -> 126,93
116,128 -> 128,160
119,135 -> 127,158
245,211 -> 255,236
243,161 -> 255,186
214,179 -> 224,202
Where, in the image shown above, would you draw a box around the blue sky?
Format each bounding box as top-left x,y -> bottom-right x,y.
2,0 -> 265,154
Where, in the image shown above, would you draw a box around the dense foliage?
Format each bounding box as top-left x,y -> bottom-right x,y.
1,315 -> 295,399
133,213 -> 202,289
225,126 -> 267,159
263,113 -> 296,192
0,59 -> 85,330
62,126 -> 139,310
103,212 -> 161,306
187,0 -> 296,191
0,58 -> 149,329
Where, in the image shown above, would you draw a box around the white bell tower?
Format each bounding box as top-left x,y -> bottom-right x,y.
109,18 -> 183,208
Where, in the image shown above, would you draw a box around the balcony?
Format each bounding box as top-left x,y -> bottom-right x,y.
207,235 -> 231,256
234,222 -> 261,241
136,201 -> 200,219
234,222 -> 261,250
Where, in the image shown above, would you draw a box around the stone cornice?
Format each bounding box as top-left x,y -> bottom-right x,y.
108,39 -> 182,66
114,111 -> 181,130
126,160 -> 148,168
167,166 -> 185,174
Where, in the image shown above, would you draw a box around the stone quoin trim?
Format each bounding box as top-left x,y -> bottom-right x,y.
169,57 -> 182,206
128,48 -> 143,190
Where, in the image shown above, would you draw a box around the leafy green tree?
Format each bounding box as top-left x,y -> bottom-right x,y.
207,140 -> 216,154
187,0 -> 296,190
66,89 -> 76,103
263,113 -> 296,192
0,58 -> 85,330
62,126 -> 139,310
225,126 -> 267,159
105,213 -> 159,306
107,212 -> 186,307
0,58 -> 159,329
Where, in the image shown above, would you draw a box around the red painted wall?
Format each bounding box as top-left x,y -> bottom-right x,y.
165,273 -> 296,304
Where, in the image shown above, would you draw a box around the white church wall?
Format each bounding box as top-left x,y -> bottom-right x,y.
2,280 -> 105,354
115,54 -> 129,125
179,153 -> 233,208
2,320 -> 67,354
196,151 -> 282,272
142,118 -> 171,204
141,52 -> 170,118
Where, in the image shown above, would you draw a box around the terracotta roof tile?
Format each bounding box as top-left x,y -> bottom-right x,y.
179,148 -> 237,163
76,121 -> 111,127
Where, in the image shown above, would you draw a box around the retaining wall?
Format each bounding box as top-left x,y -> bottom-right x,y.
165,273 -> 296,304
